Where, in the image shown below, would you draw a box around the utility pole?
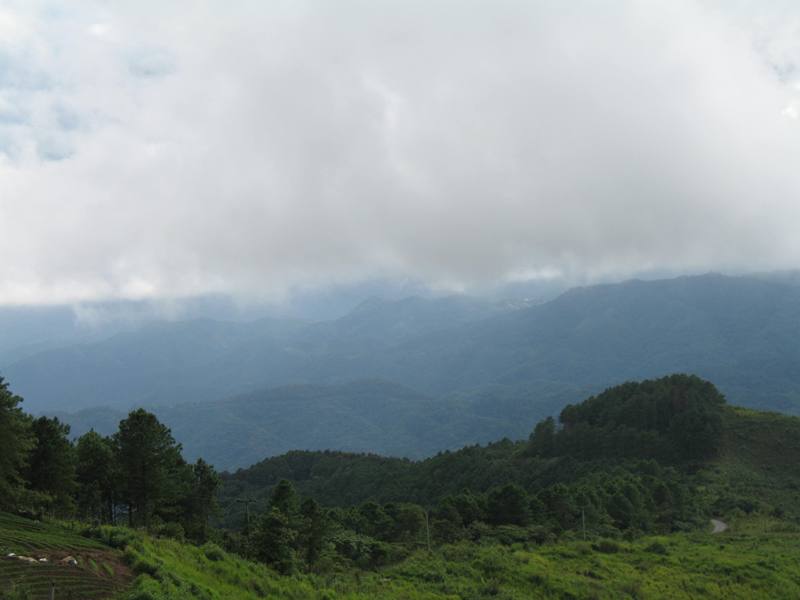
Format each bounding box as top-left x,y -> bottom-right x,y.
50,581 -> 55,600
581,507 -> 586,541
424,509 -> 432,553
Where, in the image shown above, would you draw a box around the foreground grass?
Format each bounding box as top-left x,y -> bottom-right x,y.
117,518 -> 800,600
3,510 -> 798,599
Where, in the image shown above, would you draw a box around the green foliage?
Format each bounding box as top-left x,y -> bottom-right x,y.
75,430 -> 116,523
24,416 -> 76,515
250,508 -> 297,574
114,409 -> 187,528
487,484 -> 530,526
116,518 -> 800,599
542,374 -> 726,461
0,378 -> 34,510
182,459 -> 221,543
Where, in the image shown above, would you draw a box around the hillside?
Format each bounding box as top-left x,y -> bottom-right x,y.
4,510 -> 800,599
0,513 -> 130,599
219,377 -> 800,529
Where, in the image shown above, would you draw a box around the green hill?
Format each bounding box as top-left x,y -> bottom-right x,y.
219,376 -> 800,528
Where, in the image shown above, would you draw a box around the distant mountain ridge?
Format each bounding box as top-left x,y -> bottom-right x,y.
56,379 -> 551,471
5,272 -> 800,468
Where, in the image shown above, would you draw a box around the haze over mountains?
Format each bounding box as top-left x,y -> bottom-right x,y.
2,272 -> 800,469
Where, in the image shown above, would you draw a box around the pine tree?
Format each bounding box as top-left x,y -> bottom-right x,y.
76,430 -> 117,523
184,458 -> 220,542
0,378 -> 33,511
114,409 -> 184,527
25,416 -> 76,515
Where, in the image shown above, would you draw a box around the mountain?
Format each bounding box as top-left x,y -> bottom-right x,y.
57,379 -> 568,470
3,295 -> 501,413
6,273 -> 800,468
383,273 -> 800,411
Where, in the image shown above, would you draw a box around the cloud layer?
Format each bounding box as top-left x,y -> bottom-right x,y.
1,0 -> 800,304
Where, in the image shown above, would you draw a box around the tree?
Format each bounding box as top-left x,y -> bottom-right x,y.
487,484 -> 530,526
299,498 -> 328,565
269,479 -> 299,518
183,459 -> 220,542
0,378 -> 33,510
358,501 -> 393,540
383,503 -> 425,543
527,416 -> 556,456
76,430 -> 117,523
114,409 -> 185,527
25,416 -> 76,514
252,508 -> 297,574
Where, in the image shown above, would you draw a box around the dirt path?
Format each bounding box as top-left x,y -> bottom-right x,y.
711,519 -> 728,534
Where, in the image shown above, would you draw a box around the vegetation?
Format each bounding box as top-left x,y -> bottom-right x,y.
2,372 -> 800,598
0,377 -> 220,543
4,510 -> 800,599
0,512 -> 130,599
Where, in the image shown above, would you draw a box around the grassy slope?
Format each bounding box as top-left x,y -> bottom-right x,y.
0,513 -> 130,600
4,514 -> 798,600
120,520 -> 800,599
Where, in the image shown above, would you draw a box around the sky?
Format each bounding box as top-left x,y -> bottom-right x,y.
1,0 -> 800,306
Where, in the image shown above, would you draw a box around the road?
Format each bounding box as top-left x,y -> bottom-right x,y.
710,519 -> 728,534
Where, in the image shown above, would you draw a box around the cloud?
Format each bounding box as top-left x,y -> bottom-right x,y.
1,0 -> 800,305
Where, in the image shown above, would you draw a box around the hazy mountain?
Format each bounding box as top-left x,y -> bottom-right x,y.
56,379 -> 567,471
6,273 -> 800,469
4,295 -> 500,413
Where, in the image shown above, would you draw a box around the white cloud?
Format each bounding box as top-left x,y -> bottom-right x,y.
1,0 -> 800,305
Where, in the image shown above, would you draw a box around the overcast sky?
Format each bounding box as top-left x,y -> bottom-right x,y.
1,1 -> 799,305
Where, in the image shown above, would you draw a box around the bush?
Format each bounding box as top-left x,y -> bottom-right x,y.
593,540 -> 621,554
153,521 -> 185,541
124,548 -> 162,579
203,543 -> 226,562
644,541 -> 668,555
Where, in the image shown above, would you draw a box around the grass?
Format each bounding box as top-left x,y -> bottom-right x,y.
3,510 -> 800,599
0,512 -> 131,600
110,515 -> 800,600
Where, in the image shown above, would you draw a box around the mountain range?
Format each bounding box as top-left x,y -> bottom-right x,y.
3,272 -> 800,468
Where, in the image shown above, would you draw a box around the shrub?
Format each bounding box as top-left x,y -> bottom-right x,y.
593,540 -> 621,554
203,543 -> 226,562
154,521 -> 185,541
644,541 -> 668,555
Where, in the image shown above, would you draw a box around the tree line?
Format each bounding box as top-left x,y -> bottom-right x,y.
0,377 -> 219,542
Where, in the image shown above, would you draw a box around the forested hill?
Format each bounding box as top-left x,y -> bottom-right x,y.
218,375 -> 800,530
6,273 -> 800,419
